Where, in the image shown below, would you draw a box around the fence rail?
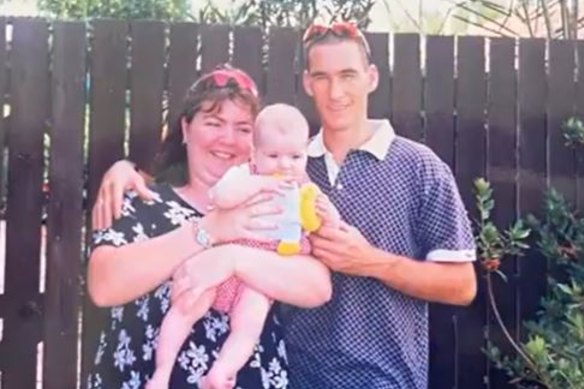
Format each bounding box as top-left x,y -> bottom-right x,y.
0,17 -> 581,389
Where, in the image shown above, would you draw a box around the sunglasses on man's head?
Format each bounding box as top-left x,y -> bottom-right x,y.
200,67 -> 259,98
302,22 -> 371,60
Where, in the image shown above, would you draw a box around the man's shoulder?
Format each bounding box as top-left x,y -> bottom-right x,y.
389,136 -> 446,169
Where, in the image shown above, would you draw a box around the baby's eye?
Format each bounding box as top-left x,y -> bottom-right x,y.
292,154 -> 303,160
268,154 -> 279,159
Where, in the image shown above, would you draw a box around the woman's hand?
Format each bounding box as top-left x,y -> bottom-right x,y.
92,160 -> 156,230
170,246 -> 238,308
201,191 -> 283,244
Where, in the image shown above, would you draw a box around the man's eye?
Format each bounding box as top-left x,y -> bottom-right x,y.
238,127 -> 252,134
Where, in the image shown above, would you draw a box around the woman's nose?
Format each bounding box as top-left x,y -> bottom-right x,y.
219,126 -> 236,144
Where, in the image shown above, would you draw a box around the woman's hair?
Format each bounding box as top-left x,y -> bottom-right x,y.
151,65 -> 261,186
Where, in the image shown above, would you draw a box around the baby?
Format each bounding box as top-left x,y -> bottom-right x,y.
146,104 -> 337,389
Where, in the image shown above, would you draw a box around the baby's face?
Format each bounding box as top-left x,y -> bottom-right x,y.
253,130 -> 308,178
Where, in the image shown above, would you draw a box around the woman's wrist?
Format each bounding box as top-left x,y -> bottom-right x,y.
196,212 -> 221,246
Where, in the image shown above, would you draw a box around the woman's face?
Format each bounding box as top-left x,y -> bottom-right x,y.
182,98 -> 254,187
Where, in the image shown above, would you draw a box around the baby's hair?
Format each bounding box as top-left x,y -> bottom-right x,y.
254,103 -> 309,145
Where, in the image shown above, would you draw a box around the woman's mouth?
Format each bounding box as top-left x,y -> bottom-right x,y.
211,151 -> 235,161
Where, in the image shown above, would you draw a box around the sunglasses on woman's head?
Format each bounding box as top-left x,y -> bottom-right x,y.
302,22 -> 371,61
201,68 -> 259,98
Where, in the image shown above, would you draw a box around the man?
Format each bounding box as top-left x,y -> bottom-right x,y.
93,22 -> 476,389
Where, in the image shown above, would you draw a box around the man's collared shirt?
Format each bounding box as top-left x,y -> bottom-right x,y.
284,119 -> 476,389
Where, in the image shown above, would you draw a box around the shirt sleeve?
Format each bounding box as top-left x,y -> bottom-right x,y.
416,160 -> 476,262
91,191 -> 152,250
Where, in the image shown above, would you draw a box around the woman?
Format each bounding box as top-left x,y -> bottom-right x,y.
85,66 -> 331,389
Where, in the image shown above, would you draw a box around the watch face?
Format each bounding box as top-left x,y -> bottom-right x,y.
197,228 -> 210,246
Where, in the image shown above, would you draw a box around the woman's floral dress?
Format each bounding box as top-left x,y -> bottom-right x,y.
85,183 -> 290,389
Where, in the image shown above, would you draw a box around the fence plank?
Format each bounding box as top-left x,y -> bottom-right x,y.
548,40 -> 576,204
455,35 -> 487,389
487,37 -> 518,389
266,27 -> 297,105
425,35 -> 455,167
129,20 -> 165,172
392,34 -> 422,140
3,18 -> 49,389
517,38 -> 548,342
0,17 -> 7,218
43,21 -> 86,389
82,19 -> 129,381
366,32 -> 390,120
200,24 -> 230,74
576,41 -> 584,210
425,35 -> 457,389
233,26 -> 264,96
168,23 -> 198,130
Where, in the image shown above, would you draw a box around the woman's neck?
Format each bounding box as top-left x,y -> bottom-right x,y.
177,175 -> 213,212
323,119 -> 372,164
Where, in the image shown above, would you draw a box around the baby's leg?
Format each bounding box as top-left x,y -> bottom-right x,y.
146,288 -> 216,389
203,287 -> 272,388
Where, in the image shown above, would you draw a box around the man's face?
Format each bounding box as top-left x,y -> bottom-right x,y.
303,40 -> 378,133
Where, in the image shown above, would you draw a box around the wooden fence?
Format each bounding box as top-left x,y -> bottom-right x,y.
0,17 -> 582,389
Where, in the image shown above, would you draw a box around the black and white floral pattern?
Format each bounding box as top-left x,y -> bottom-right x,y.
85,183 -> 289,389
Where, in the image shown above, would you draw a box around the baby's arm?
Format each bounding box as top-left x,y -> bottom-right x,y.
210,166 -> 282,209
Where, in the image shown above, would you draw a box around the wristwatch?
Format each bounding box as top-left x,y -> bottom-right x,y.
192,221 -> 213,249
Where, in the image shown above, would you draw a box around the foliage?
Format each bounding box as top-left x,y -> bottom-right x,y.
474,177 -> 530,280
486,189 -> 584,388
194,0 -> 375,29
37,0 -> 190,20
452,0 -> 582,39
562,117 -> 584,149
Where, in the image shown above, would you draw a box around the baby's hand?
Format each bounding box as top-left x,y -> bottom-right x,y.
315,193 -> 341,228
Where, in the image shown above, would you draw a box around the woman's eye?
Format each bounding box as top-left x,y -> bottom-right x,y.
206,121 -> 221,127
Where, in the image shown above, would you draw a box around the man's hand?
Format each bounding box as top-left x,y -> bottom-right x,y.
314,192 -> 341,227
92,160 -> 156,230
310,221 -> 376,276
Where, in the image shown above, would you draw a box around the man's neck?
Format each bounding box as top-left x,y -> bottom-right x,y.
322,119 -> 372,164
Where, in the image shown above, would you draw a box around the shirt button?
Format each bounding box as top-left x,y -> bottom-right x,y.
336,183 -> 343,190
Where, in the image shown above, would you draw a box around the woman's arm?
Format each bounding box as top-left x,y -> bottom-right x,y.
231,245 -> 332,308
88,222 -> 204,307
88,194 -> 283,307
173,244 -> 331,309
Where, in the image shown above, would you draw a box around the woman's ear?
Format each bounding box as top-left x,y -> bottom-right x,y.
181,117 -> 188,144
303,70 -> 313,97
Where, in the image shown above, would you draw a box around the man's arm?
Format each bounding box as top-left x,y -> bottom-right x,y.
310,222 -> 477,306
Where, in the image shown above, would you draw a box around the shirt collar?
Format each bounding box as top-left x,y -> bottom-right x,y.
307,119 -> 396,161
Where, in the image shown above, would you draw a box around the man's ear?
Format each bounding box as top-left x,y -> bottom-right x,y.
303,70 -> 313,97
367,64 -> 379,94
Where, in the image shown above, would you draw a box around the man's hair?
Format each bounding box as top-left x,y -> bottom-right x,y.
302,25 -> 372,69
